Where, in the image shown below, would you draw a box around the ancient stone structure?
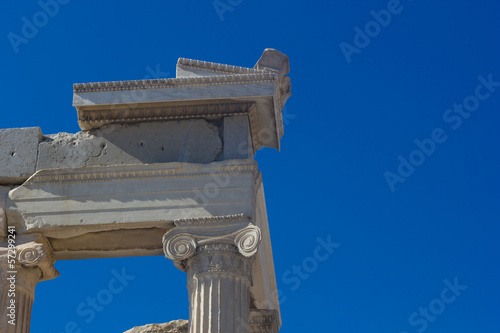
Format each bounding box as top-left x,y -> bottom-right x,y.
0,49 -> 290,333
124,319 -> 189,333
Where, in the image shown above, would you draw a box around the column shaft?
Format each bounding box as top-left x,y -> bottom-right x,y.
162,216 -> 262,333
186,244 -> 253,333
0,234 -> 59,333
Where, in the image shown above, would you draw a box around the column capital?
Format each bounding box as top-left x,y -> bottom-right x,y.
1,233 -> 59,332
0,233 -> 59,281
162,214 -> 262,272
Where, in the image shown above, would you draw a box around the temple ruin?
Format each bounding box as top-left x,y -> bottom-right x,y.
0,49 -> 291,333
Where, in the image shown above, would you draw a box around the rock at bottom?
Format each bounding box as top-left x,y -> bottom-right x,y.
123,319 -> 188,333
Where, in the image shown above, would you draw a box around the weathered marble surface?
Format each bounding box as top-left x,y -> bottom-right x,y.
7,160 -> 258,259
249,309 -> 280,333
250,182 -> 281,325
73,49 -> 291,152
0,49 -> 289,333
37,119 -> 222,170
123,320 -> 188,333
0,186 -> 10,237
223,115 -> 252,159
0,127 -> 42,184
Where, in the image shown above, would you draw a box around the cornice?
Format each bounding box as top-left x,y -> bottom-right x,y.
177,58 -> 267,75
72,50 -> 290,152
73,73 -> 276,93
22,163 -> 258,187
77,102 -> 255,130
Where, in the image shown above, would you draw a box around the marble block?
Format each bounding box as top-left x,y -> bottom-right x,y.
7,160 -> 258,258
37,119 -> 222,170
0,127 -> 42,184
223,115 -> 252,159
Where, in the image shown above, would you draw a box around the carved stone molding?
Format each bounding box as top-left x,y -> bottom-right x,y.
73,49 -> 291,152
77,102 -> 256,130
21,162 -> 258,187
73,73 -> 276,93
186,243 -> 254,280
15,241 -> 59,282
0,233 -> 59,281
177,58 -> 266,76
162,214 -> 262,272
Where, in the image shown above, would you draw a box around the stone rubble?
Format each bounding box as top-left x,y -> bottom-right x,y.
123,320 -> 188,333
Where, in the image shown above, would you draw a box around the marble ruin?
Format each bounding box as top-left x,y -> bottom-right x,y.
0,49 -> 291,333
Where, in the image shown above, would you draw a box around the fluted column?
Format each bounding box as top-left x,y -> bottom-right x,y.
0,233 -> 59,333
163,214 -> 261,333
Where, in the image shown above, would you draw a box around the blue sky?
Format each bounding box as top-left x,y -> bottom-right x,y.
1,1 -> 500,332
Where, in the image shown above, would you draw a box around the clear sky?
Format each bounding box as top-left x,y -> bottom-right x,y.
1,1 -> 499,332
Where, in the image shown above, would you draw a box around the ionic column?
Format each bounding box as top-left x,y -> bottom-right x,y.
162,214 -> 261,333
0,234 -> 59,333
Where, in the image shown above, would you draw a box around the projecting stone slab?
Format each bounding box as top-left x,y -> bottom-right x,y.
0,186 -> 10,237
6,160 -> 258,259
36,119 -> 222,170
73,49 -> 291,152
0,127 -> 42,184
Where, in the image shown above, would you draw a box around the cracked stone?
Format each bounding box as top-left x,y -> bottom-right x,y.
123,320 -> 188,333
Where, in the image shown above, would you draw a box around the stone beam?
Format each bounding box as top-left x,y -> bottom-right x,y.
6,160 -> 258,258
0,127 -> 42,185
